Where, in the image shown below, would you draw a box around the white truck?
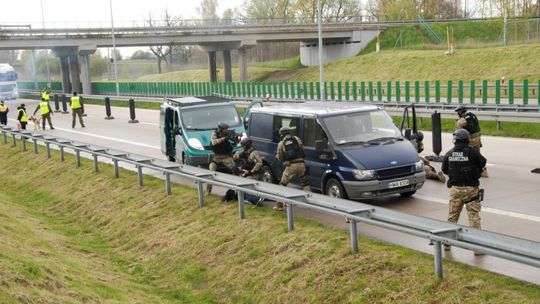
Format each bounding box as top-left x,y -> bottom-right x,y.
0,63 -> 19,100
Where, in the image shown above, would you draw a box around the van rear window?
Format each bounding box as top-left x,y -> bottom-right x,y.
249,113 -> 273,140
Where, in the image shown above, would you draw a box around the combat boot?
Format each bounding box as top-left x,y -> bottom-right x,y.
273,202 -> 284,211
437,171 -> 446,183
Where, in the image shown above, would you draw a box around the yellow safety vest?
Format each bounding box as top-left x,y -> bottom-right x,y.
0,104 -> 7,113
71,96 -> 81,109
18,108 -> 28,122
43,91 -> 50,101
39,101 -> 50,115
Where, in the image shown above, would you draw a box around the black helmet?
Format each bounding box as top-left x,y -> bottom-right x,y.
453,129 -> 470,141
240,137 -> 252,147
20,103 -> 25,108
279,126 -> 290,136
454,105 -> 467,114
218,122 -> 229,130
415,131 -> 424,142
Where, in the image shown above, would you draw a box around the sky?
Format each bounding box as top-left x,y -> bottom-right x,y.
2,0 -> 245,56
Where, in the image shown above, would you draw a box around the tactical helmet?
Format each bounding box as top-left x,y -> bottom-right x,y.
218,122 -> 229,130
279,126 -> 291,136
453,129 -> 470,141
240,137 -> 252,147
454,105 -> 467,114
415,131 -> 424,142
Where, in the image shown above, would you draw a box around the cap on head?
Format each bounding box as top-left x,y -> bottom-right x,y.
454,105 -> 467,114
240,137 -> 252,147
218,122 -> 229,130
279,126 -> 290,136
20,103 -> 25,107
453,129 -> 470,141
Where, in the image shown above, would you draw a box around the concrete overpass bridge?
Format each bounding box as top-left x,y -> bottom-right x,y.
0,22 -> 384,94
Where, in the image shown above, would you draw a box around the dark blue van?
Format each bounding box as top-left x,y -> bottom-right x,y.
245,101 -> 426,199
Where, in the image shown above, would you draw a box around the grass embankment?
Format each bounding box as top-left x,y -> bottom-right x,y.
1,140 -> 540,303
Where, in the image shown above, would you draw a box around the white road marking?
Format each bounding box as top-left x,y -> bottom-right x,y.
52,127 -> 161,150
415,194 -> 540,223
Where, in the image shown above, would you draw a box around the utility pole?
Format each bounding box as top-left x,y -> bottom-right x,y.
40,0 -> 51,85
317,0 -> 325,101
109,0 -> 120,96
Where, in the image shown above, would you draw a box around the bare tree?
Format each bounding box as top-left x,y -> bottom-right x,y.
146,10 -> 178,74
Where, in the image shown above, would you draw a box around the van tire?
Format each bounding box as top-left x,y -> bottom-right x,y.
261,166 -> 275,184
326,178 -> 347,199
400,190 -> 416,197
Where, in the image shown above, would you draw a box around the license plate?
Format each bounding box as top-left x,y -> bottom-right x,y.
388,179 -> 409,189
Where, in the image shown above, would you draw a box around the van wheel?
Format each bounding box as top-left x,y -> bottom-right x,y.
326,178 -> 347,199
261,166 -> 275,183
400,190 -> 416,197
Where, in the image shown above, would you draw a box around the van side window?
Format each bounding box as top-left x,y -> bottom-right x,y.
250,113 -> 273,140
273,116 -> 300,142
303,118 -> 325,147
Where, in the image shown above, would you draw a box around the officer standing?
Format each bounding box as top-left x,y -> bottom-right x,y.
442,129 -> 487,255
33,98 -> 54,130
206,122 -> 239,195
0,100 -> 8,125
273,126 -> 310,211
17,104 -> 28,130
455,105 -> 487,177
41,87 -> 51,102
70,92 -> 85,128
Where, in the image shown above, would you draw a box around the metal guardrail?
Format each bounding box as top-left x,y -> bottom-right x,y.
1,125 -> 539,279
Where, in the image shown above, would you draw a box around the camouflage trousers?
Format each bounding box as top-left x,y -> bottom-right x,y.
469,133 -> 483,151
206,154 -> 235,195
276,162 -> 310,209
447,186 -> 481,229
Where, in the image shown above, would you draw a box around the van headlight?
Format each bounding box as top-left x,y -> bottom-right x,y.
415,160 -> 423,172
188,138 -> 205,150
353,169 -> 375,180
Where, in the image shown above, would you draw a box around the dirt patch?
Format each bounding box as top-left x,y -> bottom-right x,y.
263,70 -> 301,82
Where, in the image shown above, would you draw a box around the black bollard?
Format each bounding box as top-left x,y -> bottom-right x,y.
54,94 -> 60,112
128,98 -> 139,123
104,97 -> 114,120
81,96 -> 87,117
427,111 -> 443,162
61,94 -> 69,114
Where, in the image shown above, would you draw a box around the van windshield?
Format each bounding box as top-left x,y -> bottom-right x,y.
181,104 -> 241,131
322,110 -> 402,145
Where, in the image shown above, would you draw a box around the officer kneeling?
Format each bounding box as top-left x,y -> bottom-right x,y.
206,122 -> 239,195
226,137 -> 264,206
442,129 -> 487,256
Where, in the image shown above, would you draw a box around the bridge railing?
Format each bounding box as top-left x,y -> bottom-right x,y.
1,125 -> 539,280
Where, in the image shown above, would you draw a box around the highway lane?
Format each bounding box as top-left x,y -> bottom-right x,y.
5,99 -> 540,284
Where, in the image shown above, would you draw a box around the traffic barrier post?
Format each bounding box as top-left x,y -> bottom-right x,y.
61,94 -> 69,114
104,97 -> 114,120
128,98 -> 139,123
54,94 -> 60,112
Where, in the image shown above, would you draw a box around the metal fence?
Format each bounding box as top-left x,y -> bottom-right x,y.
1,125 -> 539,280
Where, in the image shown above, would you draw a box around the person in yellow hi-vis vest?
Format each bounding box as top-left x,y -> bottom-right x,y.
33,98 -> 54,130
17,104 -> 28,130
70,92 -> 85,128
41,87 -> 50,102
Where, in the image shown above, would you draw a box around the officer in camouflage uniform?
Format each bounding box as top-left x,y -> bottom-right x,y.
206,122 -> 239,195
234,137 -> 263,180
442,129 -> 487,255
455,105 -> 488,177
273,126 -> 310,211
409,131 -> 445,183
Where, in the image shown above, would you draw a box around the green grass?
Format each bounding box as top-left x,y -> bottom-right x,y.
1,138 -> 540,303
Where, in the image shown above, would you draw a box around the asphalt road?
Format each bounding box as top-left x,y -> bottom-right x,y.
5,99 -> 540,285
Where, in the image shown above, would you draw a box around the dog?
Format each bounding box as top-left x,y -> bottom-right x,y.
28,116 -> 41,130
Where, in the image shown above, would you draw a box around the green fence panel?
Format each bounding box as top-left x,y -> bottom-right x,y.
508,80 -> 514,104
424,81 -> 430,103
262,83 -> 268,98
395,81 -> 401,103
434,80 -> 440,103
324,82 -> 328,100
330,82 -> 335,100
458,80 -> 464,103
386,81 -> 392,102
316,82 -> 321,100
368,81 -> 374,101
308,82 -> 314,99
231,82 -> 236,96
276,82 -> 282,99
538,80 -> 540,105
482,80 -> 488,104
523,79 -> 529,105
377,81 -> 382,102
414,81 -> 420,103
345,82 -> 350,101
351,82 -> 357,101
337,82 -> 342,101
470,80 -> 476,104
360,81 -> 366,102
405,81 -> 410,103
303,82 -> 308,100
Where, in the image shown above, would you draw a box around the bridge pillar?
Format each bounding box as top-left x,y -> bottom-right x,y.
223,50 -> 232,82
238,49 -> 248,83
208,51 -> 218,83
68,54 -> 82,94
78,47 -> 96,94
59,55 -> 71,93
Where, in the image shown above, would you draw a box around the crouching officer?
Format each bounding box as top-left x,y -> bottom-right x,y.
442,129 -> 487,255
206,122 -> 239,195
273,126 -> 310,211
233,137 -> 264,206
455,105 -> 487,177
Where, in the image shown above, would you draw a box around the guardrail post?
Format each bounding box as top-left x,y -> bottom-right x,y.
33,139 -> 38,153
377,81 -> 383,102
137,165 -> 143,187
405,81 -> 410,103
60,146 -> 65,161
447,80 -> 453,103
197,181 -> 205,208
414,81 -> 420,103
54,94 -> 60,112
349,219 -> 359,254
93,154 -> 99,172
104,97 -> 114,120
470,80 -> 476,104
360,81 -> 366,102
433,241 -> 443,279
482,80 -> 488,104
11,133 -> 16,147
523,79 -> 529,105
495,80 -> 501,104
424,81 -> 430,103
165,172 -> 171,195
435,80 -> 440,103
46,142 -> 51,158
287,203 -> 294,232
75,149 -> 81,167
509,80 -> 514,105
368,81 -> 374,102
237,191 -> 246,219
3,131 -> 7,144
22,137 -> 27,151
458,80 -> 464,104
61,95 -> 68,114
128,98 -> 139,123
